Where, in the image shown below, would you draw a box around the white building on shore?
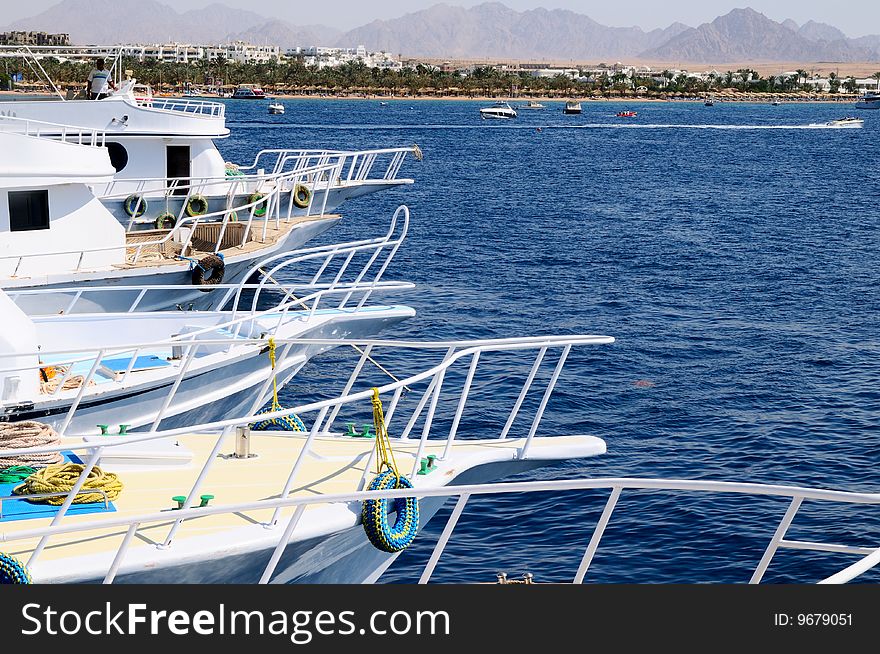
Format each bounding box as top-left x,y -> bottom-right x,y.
86,42 -> 281,64
285,45 -> 401,70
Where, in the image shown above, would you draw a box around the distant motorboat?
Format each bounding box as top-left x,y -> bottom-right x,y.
771,100 -> 780,106
479,101 -> 517,119
563,100 -> 582,114
704,98 -> 714,106
379,101 -> 388,106
616,110 -> 637,117
268,102 -> 284,115
855,91 -> 880,109
519,100 -> 545,110
231,84 -> 266,99
810,116 -> 864,128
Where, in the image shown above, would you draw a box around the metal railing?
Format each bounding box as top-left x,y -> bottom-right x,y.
0,160 -> 343,274
4,474 -> 879,585
0,335 -> 613,579
136,97 -> 226,118
237,146 -> 419,184
5,205 -> 409,315
0,114 -> 106,147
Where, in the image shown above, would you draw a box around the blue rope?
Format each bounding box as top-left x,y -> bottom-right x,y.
0,553 -> 31,584
361,470 -> 420,553
251,409 -> 307,432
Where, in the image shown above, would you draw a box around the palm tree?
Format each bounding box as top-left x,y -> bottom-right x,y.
872,71 -> 880,91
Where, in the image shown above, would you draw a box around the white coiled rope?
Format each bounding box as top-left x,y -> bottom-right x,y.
0,421 -> 63,468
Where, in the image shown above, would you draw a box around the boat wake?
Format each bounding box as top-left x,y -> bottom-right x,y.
231,122 -> 859,131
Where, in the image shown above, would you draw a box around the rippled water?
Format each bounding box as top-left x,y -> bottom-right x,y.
220,99 -> 880,583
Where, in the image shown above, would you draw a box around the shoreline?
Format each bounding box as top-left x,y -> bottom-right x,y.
0,89 -> 861,104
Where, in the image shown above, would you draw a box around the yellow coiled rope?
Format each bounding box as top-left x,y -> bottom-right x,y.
13,463 -> 123,505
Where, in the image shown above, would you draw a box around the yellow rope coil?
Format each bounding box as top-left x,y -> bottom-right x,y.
14,463 -> 123,505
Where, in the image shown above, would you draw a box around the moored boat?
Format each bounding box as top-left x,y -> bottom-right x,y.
563,100 -> 582,114
268,102 -> 285,115
231,84 -> 266,99
855,91 -> 880,109
0,333 -> 613,583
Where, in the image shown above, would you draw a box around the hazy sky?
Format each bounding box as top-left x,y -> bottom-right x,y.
7,1 -> 880,38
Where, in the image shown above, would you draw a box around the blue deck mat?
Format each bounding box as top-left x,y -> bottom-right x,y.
0,452 -> 117,523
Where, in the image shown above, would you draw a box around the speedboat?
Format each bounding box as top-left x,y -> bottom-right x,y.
855,91 -> 880,109
0,333 -> 613,583
519,100 -> 545,110
231,84 -> 265,99
563,101 -> 582,114
812,117 -> 864,128
616,110 -> 637,117
268,102 -> 285,115
479,101 -> 517,119
704,98 -> 714,106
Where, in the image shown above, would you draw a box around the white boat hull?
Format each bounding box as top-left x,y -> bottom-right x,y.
31,440 -> 604,583
6,217 -> 341,314
4,307 -> 413,434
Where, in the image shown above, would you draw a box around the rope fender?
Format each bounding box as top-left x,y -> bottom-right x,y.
14,462 -> 123,505
361,388 -> 419,553
361,469 -> 419,553
0,553 -> 31,584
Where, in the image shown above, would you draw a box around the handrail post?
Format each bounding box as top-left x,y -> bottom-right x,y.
750,496 -> 804,584
322,345 -> 373,433
160,427 -> 233,548
259,505 -> 307,584
573,486 -> 621,583
28,445 -> 105,566
419,493 -> 470,584
499,347 -> 546,440
442,351 -> 480,460
520,344 -> 571,459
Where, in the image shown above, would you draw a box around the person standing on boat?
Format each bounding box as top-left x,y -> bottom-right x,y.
85,58 -> 115,100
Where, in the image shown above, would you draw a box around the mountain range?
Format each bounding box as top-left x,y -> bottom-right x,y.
5,1 -> 880,63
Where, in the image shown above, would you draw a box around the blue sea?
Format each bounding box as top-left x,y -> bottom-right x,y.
220,99 -> 880,583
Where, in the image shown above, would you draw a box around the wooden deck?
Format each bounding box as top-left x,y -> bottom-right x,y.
117,214 -> 340,269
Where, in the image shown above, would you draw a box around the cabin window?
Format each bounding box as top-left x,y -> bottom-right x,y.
105,142 -> 129,172
166,145 -> 191,196
8,190 -> 50,232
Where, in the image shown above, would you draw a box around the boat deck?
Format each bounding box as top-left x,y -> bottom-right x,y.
118,214 -> 340,268
1,432 -> 604,573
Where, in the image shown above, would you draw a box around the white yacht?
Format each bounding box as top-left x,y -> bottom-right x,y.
0,333 -> 613,583
855,91 -> 880,109
0,47 -> 418,230
230,84 -> 266,99
479,101 -> 517,119
0,117 -> 362,313
563,101 -> 582,115
268,102 -> 285,115
519,100 -> 545,110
